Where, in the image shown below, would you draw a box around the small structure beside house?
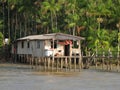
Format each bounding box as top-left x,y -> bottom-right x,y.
12,33 -> 85,72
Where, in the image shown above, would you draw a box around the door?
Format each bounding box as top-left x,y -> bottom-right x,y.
64,45 -> 70,56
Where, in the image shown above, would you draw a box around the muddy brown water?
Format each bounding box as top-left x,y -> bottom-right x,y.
0,63 -> 120,90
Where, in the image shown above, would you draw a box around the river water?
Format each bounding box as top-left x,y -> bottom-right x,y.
0,64 -> 120,90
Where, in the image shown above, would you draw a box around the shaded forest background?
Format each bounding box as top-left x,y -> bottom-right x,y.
0,0 -> 120,55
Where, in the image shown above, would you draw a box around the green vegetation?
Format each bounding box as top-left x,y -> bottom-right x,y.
0,0 -> 120,53
0,32 -> 3,48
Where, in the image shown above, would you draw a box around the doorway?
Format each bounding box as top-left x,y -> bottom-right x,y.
64,45 -> 70,56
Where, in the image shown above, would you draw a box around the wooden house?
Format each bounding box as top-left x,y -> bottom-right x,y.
11,33 -> 85,71
12,33 -> 84,57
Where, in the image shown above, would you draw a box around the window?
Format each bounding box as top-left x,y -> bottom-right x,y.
21,41 -> 24,48
51,41 -> 57,48
37,40 -> 40,48
72,41 -> 79,48
27,41 -> 30,48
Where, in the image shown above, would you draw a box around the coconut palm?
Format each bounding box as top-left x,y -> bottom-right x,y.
41,0 -> 61,33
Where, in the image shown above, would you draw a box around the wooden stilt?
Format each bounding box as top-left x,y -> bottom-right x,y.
24,54 -> 25,63
95,58 -> 98,69
117,60 -> 119,72
69,57 -> 71,71
44,57 -> 47,71
38,57 -> 41,71
52,57 -> 54,72
20,54 -> 22,63
31,57 -> 34,69
60,58 -> 63,71
20,55 -> 22,63
35,57 -> 38,70
17,54 -> 19,62
29,56 -> 32,69
106,61 -> 109,71
79,56 -> 82,71
26,54 -> 28,64
19,54 -> 21,63
101,52 -> 105,70
109,60 -> 112,71
65,57 -> 67,72
81,59 -> 83,69
74,56 -> 76,72
56,58 -> 59,72
47,57 -> 50,71
102,58 -> 105,70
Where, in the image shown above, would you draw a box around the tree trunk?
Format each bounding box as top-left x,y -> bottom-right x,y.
24,13 -> 27,36
19,22 -> 22,38
14,13 -> 18,40
2,2 -> 5,39
55,11 -> 57,30
8,1 -> 10,41
51,12 -> 54,32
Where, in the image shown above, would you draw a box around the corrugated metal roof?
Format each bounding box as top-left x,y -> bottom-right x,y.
17,33 -> 85,41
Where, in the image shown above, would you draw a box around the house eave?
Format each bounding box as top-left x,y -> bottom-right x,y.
16,33 -> 85,41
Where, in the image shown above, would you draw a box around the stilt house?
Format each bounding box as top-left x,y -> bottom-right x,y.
12,33 -> 84,57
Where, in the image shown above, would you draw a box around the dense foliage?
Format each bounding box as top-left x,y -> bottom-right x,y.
0,0 -> 120,53
0,32 -> 3,47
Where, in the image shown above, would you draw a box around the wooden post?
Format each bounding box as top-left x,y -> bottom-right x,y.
29,56 -> 32,69
52,57 -> 54,72
31,57 -> 34,69
37,58 -> 39,70
78,40 -> 82,71
69,57 -> 71,71
56,58 -> 59,72
106,61 -> 109,71
19,54 -> 21,63
35,57 -> 38,70
24,54 -> 26,63
39,57 -> 42,71
21,54 -> 23,63
109,60 -> 112,71
95,50 -> 98,69
79,56 -> 81,71
52,39 -> 55,72
60,58 -> 63,71
102,52 -> 105,70
14,53 -> 17,63
87,51 -> 90,69
74,56 -> 76,72
20,54 -> 22,63
23,54 -> 25,63
117,52 -> 120,72
44,57 -> 47,71
17,54 -> 19,63
65,57 -> 67,72
95,58 -> 98,69
26,54 -> 29,64
47,57 -> 50,71
117,60 -> 119,72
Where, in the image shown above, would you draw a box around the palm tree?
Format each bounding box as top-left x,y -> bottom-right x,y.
64,0 -> 78,35
42,0 -> 61,32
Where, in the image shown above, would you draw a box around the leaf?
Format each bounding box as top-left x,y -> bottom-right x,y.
68,23 -> 76,27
